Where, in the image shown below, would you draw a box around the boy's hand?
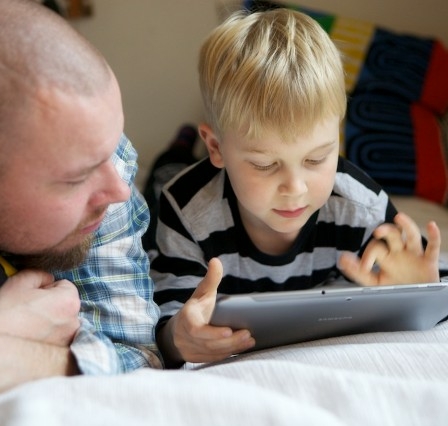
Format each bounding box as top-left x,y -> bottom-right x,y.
339,212 -> 441,286
159,258 -> 255,365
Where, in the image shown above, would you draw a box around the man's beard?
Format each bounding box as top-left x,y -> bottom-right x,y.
12,234 -> 93,272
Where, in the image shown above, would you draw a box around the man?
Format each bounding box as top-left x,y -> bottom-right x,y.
0,0 -> 161,392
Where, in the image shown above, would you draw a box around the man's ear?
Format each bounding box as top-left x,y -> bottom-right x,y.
198,123 -> 224,168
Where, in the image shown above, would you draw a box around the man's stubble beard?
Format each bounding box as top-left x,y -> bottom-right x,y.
13,234 -> 94,272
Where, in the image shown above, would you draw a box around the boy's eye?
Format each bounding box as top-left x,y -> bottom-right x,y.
306,157 -> 326,166
251,162 -> 275,171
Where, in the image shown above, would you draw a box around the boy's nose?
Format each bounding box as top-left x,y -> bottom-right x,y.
278,171 -> 308,196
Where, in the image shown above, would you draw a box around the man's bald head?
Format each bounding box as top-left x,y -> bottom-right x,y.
0,0 -> 113,150
0,0 -> 111,92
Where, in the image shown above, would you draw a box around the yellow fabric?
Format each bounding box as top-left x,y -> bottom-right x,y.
0,255 -> 17,277
330,16 -> 375,93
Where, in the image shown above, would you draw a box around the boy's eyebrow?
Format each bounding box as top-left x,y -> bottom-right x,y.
308,140 -> 338,152
244,147 -> 274,154
244,140 -> 338,154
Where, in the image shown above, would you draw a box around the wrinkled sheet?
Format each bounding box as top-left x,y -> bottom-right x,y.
2,320 -> 448,426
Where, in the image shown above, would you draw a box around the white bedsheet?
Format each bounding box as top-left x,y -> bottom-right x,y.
2,320 -> 448,426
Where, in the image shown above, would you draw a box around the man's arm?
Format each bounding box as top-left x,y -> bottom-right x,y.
0,270 -> 80,393
54,135 -> 162,374
0,334 -> 79,394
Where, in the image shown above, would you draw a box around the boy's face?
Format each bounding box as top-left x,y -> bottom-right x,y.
201,116 -> 340,254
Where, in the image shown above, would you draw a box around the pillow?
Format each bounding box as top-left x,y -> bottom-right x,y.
345,95 -> 447,203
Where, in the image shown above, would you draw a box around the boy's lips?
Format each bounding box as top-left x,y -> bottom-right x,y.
273,206 -> 307,218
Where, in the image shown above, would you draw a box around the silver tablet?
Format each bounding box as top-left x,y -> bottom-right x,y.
210,283 -> 448,351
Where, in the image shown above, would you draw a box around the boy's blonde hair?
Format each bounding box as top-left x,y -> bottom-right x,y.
198,8 -> 346,140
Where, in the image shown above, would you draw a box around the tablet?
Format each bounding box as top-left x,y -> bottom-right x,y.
210,283 -> 448,352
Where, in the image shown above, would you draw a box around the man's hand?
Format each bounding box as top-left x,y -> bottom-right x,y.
339,212 -> 441,286
0,270 -> 81,346
158,258 -> 255,366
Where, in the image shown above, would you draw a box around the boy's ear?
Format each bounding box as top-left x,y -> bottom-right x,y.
198,123 -> 224,168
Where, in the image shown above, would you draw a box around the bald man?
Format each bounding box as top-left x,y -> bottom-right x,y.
0,0 -> 161,392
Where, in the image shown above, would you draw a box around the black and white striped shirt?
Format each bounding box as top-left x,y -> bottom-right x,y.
151,156 -> 397,320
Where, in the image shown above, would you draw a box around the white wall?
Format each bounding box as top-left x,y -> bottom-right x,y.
71,0 -> 448,189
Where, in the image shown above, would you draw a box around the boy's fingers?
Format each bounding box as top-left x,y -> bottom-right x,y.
424,221 -> 441,262
358,239 -> 390,271
374,227 -> 403,252
339,252 -> 372,286
393,212 -> 423,252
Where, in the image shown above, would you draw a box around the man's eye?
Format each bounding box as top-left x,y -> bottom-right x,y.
66,178 -> 87,187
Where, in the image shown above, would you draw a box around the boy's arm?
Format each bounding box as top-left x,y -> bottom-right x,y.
152,189 -> 254,365
156,258 -> 255,367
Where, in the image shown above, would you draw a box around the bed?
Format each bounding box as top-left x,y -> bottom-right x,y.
1,315 -> 448,425
1,3 -> 447,425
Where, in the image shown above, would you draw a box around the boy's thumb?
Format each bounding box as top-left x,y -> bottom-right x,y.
191,257 -> 223,300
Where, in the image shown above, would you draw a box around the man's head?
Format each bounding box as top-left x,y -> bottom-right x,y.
198,8 -> 346,141
0,0 -> 130,270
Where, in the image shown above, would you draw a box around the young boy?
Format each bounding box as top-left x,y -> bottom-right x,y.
151,8 -> 442,367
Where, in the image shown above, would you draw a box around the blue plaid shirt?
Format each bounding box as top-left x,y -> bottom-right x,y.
54,134 -> 162,374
